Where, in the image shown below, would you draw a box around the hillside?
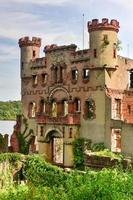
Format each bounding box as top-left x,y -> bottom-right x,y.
0,101 -> 22,120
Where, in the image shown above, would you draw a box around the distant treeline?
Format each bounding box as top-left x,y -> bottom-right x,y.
0,101 -> 22,120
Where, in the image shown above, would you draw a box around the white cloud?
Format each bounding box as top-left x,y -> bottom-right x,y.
108,0 -> 133,9
0,0 -> 72,6
1,0 -> 133,100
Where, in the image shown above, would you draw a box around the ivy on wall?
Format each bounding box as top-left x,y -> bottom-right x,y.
85,99 -> 95,120
17,117 -> 34,154
72,138 -> 91,169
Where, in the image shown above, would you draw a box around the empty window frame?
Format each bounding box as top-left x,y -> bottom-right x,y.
32,74 -> 37,85
42,73 -> 48,84
103,34 -> 108,41
40,126 -> 44,136
69,128 -> 73,138
114,99 -> 121,119
94,49 -> 97,58
33,50 -> 36,57
127,105 -> 131,114
39,99 -> 45,113
51,101 -> 57,117
83,68 -> 90,79
29,102 -> 36,118
85,99 -> 95,120
129,70 -> 133,88
74,98 -> 81,112
72,69 -> 78,80
63,100 -> 68,116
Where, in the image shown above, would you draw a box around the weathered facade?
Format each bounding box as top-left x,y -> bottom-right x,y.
17,18 -> 133,166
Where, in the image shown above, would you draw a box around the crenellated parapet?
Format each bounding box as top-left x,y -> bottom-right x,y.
88,18 -> 120,33
44,44 -> 77,53
19,36 -> 41,47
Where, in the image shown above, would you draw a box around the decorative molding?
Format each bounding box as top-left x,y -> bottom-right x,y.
49,86 -> 70,99
22,89 -> 48,96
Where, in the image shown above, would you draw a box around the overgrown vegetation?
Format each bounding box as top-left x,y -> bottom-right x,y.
0,153 -> 133,200
72,138 -> 125,169
17,118 -> 34,154
0,101 -> 21,120
72,138 -> 85,169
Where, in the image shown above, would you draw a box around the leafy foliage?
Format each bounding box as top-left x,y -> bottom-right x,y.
91,142 -> 105,152
0,153 -> 133,199
86,100 -> 95,119
0,101 -> 22,120
24,154 -> 68,187
96,149 -> 124,159
0,153 -> 22,163
72,138 -> 85,169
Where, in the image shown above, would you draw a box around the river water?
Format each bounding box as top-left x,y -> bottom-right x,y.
0,120 -> 16,136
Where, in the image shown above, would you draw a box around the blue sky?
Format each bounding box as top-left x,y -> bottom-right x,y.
0,0 -> 133,101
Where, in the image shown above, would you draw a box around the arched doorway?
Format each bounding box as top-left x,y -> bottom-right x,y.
45,130 -> 63,165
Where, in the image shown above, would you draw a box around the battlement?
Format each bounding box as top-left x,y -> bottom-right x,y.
88,18 -> 120,33
19,36 -> 41,47
44,44 -> 77,53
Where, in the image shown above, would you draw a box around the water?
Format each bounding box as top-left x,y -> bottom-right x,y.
0,120 -> 16,136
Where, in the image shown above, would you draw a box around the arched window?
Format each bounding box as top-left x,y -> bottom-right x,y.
74,98 -> 81,112
42,73 -> 48,85
72,69 -> 78,81
29,102 -> 36,118
54,66 -> 58,83
129,69 -> 133,88
63,100 -> 68,116
32,74 -> 37,85
39,99 -> 45,113
84,99 -> 95,120
83,68 -> 90,80
51,101 -> 57,117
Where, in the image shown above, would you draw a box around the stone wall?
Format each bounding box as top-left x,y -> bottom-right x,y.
0,134 -> 8,153
84,153 -> 133,169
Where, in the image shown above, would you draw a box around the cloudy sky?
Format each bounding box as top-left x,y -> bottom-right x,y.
0,0 -> 133,101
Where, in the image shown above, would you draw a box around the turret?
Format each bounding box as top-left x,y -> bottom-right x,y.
18,36 -> 41,77
88,18 -> 120,68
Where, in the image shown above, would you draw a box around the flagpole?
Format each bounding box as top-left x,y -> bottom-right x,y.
83,14 -> 85,50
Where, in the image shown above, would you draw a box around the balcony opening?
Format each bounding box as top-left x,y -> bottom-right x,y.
74,98 -> 81,112
63,100 -> 68,116
39,99 -> 45,113
51,101 -> 57,117
42,73 -> 48,84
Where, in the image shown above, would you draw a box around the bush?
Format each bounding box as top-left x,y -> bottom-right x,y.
91,142 -> 105,152
0,153 -> 133,199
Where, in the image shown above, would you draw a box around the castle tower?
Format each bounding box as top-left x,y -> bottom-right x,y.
88,18 -> 120,68
18,36 -> 41,77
